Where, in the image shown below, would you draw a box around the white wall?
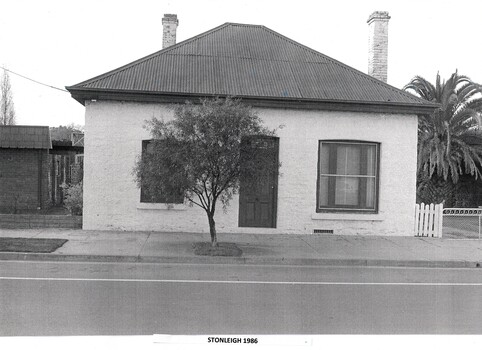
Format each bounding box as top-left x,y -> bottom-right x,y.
83,100 -> 418,236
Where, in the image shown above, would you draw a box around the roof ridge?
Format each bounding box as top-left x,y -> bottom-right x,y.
223,22 -> 264,27
257,25 -> 436,106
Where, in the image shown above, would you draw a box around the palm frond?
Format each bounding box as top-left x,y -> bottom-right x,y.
403,75 -> 436,101
408,71 -> 482,187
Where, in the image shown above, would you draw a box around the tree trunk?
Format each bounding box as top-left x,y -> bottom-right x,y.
207,213 -> 218,247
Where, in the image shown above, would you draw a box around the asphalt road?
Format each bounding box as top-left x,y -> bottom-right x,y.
1,261 -> 482,336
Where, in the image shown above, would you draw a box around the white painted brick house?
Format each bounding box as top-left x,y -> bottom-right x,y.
67,16 -> 437,236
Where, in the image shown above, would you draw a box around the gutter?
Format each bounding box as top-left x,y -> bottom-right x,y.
65,87 -> 440,116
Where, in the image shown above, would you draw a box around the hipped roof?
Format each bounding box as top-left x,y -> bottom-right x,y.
67,22 -> 438,114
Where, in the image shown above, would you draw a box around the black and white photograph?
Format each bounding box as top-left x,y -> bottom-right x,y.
1,0 -> 482,348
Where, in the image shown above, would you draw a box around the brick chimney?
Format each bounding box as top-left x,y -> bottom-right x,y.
162,14 -> 179,49
367,11 -> 390,83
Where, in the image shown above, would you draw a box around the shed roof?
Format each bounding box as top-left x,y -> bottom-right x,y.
67,22 -> 439,114
0,126 -> 52,149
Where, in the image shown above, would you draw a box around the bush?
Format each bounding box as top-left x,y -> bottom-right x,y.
62,181 -> 83,215
454,181 -> 478,208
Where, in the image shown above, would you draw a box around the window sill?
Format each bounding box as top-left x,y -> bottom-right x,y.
311,213 -> 384,221
137,203 -> 187,211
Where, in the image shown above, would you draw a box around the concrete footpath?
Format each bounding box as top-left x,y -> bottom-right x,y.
0,228 -> 482,268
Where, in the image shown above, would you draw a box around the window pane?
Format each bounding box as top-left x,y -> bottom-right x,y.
366,145 -> 376,176
319,144 -> 330,174
335,177 -> 359,206
319,176 -> 329,206
141,139 -> 184,204
336,145 -> 361,175
146,141 -> 155,153
365,177 -> 375,208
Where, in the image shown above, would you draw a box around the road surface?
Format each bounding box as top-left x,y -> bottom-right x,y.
1,260 -> 482,335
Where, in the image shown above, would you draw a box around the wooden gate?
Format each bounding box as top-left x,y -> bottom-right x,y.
414,203 -> 443,237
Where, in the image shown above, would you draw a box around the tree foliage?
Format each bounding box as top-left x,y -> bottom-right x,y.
0,69 -> 16,125
404,71 -> 482,204
61,181 -> 83,216
133,97 -> 280,246
50,123 -> 84,141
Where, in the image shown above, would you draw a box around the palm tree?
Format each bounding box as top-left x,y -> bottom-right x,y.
404,71 -> 482,205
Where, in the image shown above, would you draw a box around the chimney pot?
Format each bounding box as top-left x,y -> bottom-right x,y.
367,11 -> 390,83
162,14 -> 179,49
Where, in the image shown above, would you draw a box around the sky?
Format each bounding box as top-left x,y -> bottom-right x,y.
1,0 -> 481,127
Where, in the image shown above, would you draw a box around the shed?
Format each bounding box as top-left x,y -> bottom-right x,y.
0,125 -> 51,213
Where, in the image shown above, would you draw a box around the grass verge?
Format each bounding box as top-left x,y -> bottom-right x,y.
0,238 -> 68,253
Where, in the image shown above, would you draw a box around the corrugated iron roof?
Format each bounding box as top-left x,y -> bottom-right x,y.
0,126 -> 52,149
67,23 -> 438,111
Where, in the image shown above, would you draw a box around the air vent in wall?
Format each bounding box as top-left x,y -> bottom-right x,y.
313,229 -> 334,234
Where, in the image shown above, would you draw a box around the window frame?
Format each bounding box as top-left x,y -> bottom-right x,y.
316,140 -> 380,213
139,139 -> 185,204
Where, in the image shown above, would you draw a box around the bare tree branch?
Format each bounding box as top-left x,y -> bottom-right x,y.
187,197 -> 204,210
0,69 -> 16,125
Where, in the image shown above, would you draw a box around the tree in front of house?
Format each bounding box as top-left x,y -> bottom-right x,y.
0,69 -> 16,125
404,71 -> 482,205
133,97 -> 280,247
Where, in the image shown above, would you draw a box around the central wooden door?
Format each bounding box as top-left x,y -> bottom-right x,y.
238,136 -> 279,228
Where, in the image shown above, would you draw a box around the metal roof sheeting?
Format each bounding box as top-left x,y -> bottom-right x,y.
0,126 -> 52,149
68,23 -> 437,108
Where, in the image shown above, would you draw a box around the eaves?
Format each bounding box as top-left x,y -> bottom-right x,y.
66,87 -> 440,116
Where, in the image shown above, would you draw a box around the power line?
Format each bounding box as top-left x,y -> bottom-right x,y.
1,66 -> 69,93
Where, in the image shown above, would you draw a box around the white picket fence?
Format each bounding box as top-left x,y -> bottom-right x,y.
414,203 -> 443,237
